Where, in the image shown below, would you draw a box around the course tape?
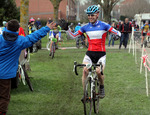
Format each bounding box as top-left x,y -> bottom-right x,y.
142,48 -> 150,71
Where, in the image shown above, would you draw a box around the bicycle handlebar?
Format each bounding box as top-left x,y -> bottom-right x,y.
74,61 -> 103,76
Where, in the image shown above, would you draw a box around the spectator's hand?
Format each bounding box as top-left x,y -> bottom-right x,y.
46,21 -> 56,30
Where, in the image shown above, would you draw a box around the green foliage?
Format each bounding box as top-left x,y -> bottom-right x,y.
0,0 -> 20,26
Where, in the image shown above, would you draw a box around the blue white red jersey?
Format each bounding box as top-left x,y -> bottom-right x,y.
68,20 -> 121,52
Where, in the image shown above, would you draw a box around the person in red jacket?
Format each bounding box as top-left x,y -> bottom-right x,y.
19,27 -> 26,36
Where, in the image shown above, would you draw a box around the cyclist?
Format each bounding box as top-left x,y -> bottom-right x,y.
49,24 -> 59,56
28,18 -> 37,53
141,21 -> 150,47
68,5 -> 121,99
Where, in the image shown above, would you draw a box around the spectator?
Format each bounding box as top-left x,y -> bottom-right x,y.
75,22 -> 84,48
2,21 -> 7,32
108,22 -> 116,47
116,20 -> 121,30
0,19 -> 55,115
35,18 -> 42,30
48,18 -> 53,24
132,20 -> 139,31
119,18 -> 132,49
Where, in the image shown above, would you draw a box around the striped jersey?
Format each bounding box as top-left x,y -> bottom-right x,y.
68,20 -> 120,52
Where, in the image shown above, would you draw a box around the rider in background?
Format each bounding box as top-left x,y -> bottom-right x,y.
49,24 -> 59,56
141,21 -> 150,47
68,5 -> 121,99
28,18 -> 37,53
68,23 -> 74,32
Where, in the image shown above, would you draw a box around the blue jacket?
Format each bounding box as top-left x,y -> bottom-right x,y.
0,26 -> 50,79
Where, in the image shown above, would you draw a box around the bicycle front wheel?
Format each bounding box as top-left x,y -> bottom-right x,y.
93,79 -> 100,113
83,77 -> 93,115
46,41 -> 51,51
22,65 -> 33,91
51,43 -> 55,59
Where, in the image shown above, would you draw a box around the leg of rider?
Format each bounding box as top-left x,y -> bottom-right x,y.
96,67 -> 105,98
97,55 -> 106,98
82,55 -> 92,90
141,35 -> 144,46
50,41 -> 53,52
82,66 -> 89,90
96,67 -> 104,86
55,35 -> 59,49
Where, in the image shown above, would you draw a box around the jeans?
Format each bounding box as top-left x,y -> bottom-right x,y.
119,33 -> 129,49
108,34 -> 114,46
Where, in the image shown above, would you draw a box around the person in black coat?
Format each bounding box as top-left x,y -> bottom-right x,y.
119,18 -> 132,49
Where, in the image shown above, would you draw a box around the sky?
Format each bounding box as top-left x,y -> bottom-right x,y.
80,0 -> 88,5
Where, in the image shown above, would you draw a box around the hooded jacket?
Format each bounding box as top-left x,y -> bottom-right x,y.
0,26 -> 50,79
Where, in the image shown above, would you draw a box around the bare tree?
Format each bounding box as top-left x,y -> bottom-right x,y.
121,0 -> 150,18
50,0 -> 62,21
20,0 -> 29,35
93,0 -> 120,23
20,0 -> 30,70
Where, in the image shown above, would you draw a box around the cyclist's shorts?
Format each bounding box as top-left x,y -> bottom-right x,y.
83,51 -> 106,66
52,38 -> 57,42
142,32 -> 147,36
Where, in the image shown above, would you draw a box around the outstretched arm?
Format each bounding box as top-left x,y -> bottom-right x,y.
67,29 -> 83,39
108,27 -> 121,37
21,22 -> 56,49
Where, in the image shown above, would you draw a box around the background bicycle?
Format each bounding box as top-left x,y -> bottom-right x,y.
11,50 -> 33,91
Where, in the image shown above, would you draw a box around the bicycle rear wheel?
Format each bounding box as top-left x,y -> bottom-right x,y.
93,79 -> 100,113
83,77 -> 93,115
22,65 -> 33,91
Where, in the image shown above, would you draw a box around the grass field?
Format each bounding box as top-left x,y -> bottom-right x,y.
7,43 -> 150,115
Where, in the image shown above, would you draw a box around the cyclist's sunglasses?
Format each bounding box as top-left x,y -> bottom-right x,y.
87,14 -> 97,17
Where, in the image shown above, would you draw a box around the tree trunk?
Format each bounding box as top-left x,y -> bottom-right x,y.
53,7 -> 58,21
103,8 -> 111,23
20,0 -> 31,71
20,0 -> 29,35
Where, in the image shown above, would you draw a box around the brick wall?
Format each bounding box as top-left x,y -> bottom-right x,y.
15,0 -> 76,20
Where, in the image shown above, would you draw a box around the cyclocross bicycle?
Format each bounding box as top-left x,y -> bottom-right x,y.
74,61 -> 103,115
17,64 -> 33,91
47,33 -> 57,59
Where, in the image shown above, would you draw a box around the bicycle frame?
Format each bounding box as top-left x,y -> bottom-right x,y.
86,70 -> 97,99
